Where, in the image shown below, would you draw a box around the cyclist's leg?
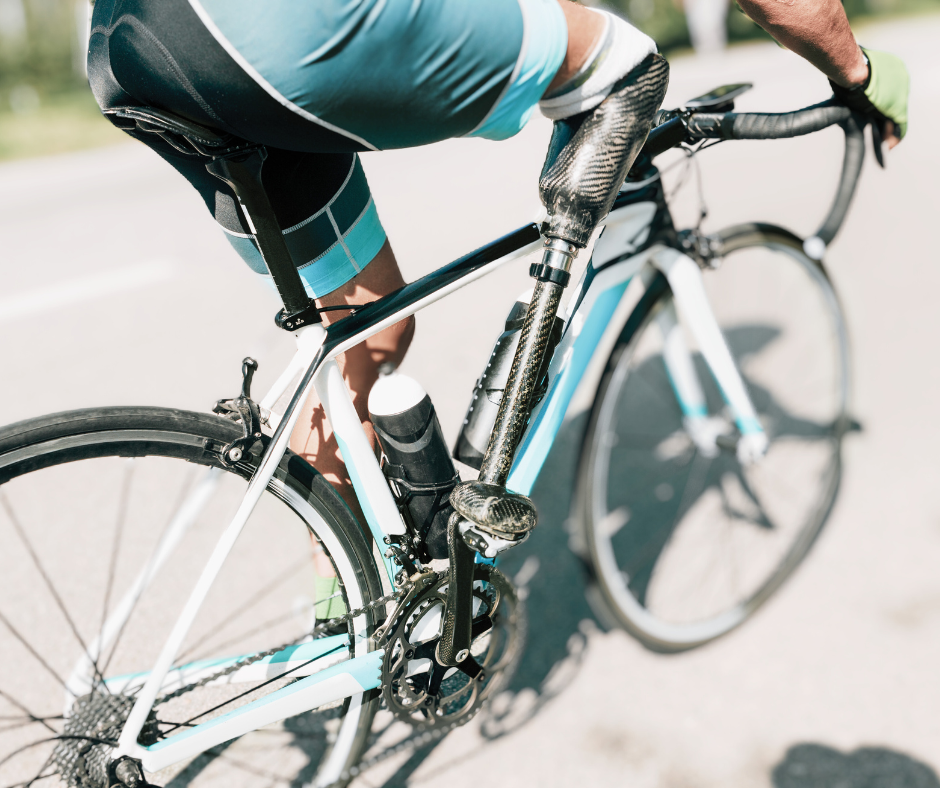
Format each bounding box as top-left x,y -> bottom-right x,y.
290,242 -> 416,525
87,0 -> 654,531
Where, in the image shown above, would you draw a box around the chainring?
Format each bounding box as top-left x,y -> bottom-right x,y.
381,564 -> 522,729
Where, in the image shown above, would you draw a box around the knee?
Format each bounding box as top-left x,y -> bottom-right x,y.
539,53 -> 669,247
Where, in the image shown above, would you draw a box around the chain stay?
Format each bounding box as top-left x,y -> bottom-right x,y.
154,582 -> 419,707
143,568 -> 480,788
99,565 -> 513,788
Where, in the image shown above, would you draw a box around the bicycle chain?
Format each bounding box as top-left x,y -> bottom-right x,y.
148,570 -> 485,788
153,583 -> 417,707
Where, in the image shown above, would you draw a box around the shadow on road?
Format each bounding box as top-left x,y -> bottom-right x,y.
371,321 -> 845,785
773,743 -> 940,788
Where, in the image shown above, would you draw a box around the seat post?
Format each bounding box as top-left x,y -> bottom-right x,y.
206,150 -> 321,327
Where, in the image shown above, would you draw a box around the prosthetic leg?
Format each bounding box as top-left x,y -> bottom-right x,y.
438,52 -> 670,667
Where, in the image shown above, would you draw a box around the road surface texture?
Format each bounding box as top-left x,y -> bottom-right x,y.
0,12 -> 937,788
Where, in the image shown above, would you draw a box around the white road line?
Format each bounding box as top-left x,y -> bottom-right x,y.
0,261 -> 177,324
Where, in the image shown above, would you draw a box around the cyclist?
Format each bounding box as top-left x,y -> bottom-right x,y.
87,0 -> 907,598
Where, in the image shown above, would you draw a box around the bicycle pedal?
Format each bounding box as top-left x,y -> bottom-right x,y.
460,523 -> 529,558
450,481 -> 537,558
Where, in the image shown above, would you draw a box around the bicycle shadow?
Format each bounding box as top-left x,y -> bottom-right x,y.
483,322 -> 839,733
370,321 -> 843,785
162,323 -> 845,788
772,743 -> 940,787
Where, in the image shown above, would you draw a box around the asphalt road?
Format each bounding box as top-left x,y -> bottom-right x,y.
1,13 -> 938,788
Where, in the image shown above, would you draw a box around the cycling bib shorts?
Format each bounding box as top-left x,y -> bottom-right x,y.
88,0 -> 568,298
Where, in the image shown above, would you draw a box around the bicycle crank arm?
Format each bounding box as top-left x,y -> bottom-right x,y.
437,513 -> 479,669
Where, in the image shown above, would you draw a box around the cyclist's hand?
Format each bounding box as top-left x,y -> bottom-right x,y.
831,48 -> 909,150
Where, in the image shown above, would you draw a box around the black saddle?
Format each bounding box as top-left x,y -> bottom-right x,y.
106,106 -> 246,157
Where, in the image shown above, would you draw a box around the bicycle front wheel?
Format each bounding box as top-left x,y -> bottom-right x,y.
577,224 -> 850,652
0,407 -> 384,788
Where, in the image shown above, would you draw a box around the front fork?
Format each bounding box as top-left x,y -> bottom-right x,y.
652,248 -> 768,464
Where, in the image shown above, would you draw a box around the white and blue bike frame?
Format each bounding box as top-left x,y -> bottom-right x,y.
86,184 -> 766,777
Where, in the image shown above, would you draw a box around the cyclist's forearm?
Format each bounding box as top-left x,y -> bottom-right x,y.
736,0 -> 868,88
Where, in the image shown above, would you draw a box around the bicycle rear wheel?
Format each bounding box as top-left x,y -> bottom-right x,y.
577,224 -> 850,652
0,407 -> 384,788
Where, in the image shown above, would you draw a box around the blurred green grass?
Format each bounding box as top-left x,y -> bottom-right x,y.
0,88 -> 127,162
0,0 -> 936,162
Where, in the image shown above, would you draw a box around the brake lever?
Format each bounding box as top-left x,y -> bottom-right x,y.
870,119 -> 886,169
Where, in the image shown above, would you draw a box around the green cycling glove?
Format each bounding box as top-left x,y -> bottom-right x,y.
831,47 -> 910,140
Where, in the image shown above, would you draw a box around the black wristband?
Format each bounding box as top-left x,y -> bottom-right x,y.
829,51 -> 885,126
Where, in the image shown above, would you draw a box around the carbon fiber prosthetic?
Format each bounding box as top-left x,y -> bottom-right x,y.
479,280 -> 563,486
450,52 -> 670,554
540,53 -> 670,247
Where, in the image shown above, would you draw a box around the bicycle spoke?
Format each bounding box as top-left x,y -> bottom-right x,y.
0,692 -> 58,736
177,558 -> 311,664
8,770 -> 59,788
0,613 -> 71,696
0,493 -> 107,692
97,461 -> 134,687
0,717 -> 63,735
733,469 -> 774,530
9,752 -> 56,788
0,736 -> 116,771
99,466 -> 201,679
179,609 -> 304,669
162,644 -> 346,736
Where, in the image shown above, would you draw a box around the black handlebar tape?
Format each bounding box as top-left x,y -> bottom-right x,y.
687,101 -> 852,141
642,116 -> 687,159
816,112 -> 866,245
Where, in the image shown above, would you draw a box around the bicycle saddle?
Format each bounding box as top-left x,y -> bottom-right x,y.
105,106 -> 248,157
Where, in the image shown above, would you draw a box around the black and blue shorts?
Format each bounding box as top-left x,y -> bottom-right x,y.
88,0 -> 569,297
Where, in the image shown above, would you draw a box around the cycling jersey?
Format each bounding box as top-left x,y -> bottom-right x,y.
88,0 -> 568,298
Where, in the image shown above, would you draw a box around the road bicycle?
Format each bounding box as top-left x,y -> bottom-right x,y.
0,83 -> 868,788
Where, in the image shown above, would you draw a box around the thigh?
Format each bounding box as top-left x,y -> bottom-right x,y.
89,0 -> 387,298
90,0 -> 566,152
86,0 -> 564,296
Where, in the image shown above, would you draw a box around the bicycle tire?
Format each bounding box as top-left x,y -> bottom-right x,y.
577,224 -> 850,652
0,406 -> 384,788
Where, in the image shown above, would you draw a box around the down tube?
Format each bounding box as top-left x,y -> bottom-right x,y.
507,253 -> 655,495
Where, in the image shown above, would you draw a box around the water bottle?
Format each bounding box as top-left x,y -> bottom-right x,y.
453,292 -> 564,469
369,370 -> 458,560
